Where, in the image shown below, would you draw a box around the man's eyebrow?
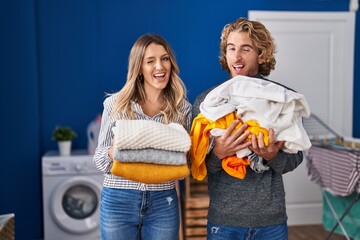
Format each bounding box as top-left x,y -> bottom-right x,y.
226,43 -> 254,49
242,44 -> 254,48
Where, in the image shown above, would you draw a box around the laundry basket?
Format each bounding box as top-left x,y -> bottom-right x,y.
0,213 -> 15,240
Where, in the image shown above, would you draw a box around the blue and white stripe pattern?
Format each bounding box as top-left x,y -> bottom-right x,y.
93,93 -> 192,191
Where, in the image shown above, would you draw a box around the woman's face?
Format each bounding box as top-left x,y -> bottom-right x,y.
225,31 -> 264,78
141,43 -> 171,92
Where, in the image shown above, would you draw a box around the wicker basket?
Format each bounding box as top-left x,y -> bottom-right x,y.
0,213 -> 15,240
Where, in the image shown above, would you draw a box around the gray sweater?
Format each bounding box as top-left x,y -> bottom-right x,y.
192,80 -> 303,228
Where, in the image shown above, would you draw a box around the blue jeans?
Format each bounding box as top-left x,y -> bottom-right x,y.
100,187 -> 179,240
207,221 -> 288,240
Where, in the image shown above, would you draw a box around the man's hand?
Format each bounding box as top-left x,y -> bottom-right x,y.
213,120 -> 252,159
249,128 -> 285,161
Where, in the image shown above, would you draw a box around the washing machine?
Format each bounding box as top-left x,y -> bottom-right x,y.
42,149 -> 103,240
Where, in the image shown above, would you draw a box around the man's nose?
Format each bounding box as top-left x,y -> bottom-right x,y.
235,50 -> 242,60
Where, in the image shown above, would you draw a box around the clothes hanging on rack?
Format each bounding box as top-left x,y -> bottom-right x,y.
307,145 -> 360,196
304,113 -> 360,240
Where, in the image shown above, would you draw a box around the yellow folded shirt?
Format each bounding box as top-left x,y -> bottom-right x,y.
111,161 -> 189,184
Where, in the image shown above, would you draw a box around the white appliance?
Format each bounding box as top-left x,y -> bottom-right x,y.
42,150 -> 103,240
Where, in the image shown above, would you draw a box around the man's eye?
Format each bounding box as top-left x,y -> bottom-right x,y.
227,47 -> 236,52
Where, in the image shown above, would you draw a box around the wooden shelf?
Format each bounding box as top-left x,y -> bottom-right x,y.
182,177 -> 209,240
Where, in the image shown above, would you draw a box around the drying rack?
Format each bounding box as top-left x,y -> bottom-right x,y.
303,114 -> 360,240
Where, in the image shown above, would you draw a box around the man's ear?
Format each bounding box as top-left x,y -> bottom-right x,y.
258,57 -> 265,64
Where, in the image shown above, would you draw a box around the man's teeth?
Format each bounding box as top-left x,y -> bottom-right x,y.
234,64 -> 244,68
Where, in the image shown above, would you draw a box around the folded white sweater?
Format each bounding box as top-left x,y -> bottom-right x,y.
112,119 -> 191,152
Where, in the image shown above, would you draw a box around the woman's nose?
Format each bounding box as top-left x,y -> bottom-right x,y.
155,60 -> 163,70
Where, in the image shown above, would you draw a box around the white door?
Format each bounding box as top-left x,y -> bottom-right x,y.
249,11 -> 355,225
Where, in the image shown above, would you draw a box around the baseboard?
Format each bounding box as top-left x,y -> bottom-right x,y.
286,202 -> 323,226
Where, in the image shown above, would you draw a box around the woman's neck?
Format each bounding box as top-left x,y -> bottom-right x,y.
140,93 -> 165,117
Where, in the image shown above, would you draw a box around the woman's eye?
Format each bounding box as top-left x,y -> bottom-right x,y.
163,56 -> 169,61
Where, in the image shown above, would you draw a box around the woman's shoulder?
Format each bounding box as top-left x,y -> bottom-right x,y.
102,93 -> 120,112
103,93 -> 118,104
182,98 -> 192,107
179,99 -> 192,111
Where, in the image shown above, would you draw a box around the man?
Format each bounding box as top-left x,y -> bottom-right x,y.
191,18 -> 304,240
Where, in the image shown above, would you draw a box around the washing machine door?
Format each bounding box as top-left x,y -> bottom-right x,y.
50,176 -> 101,234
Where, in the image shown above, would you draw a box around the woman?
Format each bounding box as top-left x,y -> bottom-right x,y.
93,34 -> 192,240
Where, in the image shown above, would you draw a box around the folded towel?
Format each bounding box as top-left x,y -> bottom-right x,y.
113,148 -> 187,165
111,161 -> 189,184
112,119 -> 191,152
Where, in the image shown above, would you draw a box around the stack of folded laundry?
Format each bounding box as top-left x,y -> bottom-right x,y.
111,119 -> 191,184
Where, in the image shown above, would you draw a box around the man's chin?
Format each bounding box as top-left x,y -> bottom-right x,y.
231,72 -> 246,77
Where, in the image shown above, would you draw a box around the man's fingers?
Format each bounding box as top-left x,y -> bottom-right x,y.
276,141 -> 285,149
257,132 -> 265,148
233,129 -> 250,144
221,120 -> 240,139
251,133 -> 258,149
268,128 -> 275,143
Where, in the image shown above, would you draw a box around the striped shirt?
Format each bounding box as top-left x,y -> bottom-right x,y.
93,93 -> 192,191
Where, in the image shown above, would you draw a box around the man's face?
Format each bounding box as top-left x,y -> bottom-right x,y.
225,31 -> 264,78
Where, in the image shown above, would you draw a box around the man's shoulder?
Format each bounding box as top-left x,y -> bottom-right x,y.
194,86 -> 217,103
261,76 -> 296,92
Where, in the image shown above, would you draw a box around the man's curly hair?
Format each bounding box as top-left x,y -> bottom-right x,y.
219,18 -> 276,77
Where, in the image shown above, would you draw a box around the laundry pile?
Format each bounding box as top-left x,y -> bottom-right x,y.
111,119 -> 191,183
191,75 -> 312,181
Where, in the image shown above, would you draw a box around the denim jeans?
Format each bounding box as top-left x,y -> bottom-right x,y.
207,220 -> 288,240
100,187 -> 179,240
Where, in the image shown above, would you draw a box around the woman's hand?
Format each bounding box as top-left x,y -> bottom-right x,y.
108,140 -> 115,161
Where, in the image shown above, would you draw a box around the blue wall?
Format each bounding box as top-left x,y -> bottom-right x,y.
0,0 -> 358,239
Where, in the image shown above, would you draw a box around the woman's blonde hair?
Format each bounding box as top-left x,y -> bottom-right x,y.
112,34 -> 187,125
219,18 -> 276,77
